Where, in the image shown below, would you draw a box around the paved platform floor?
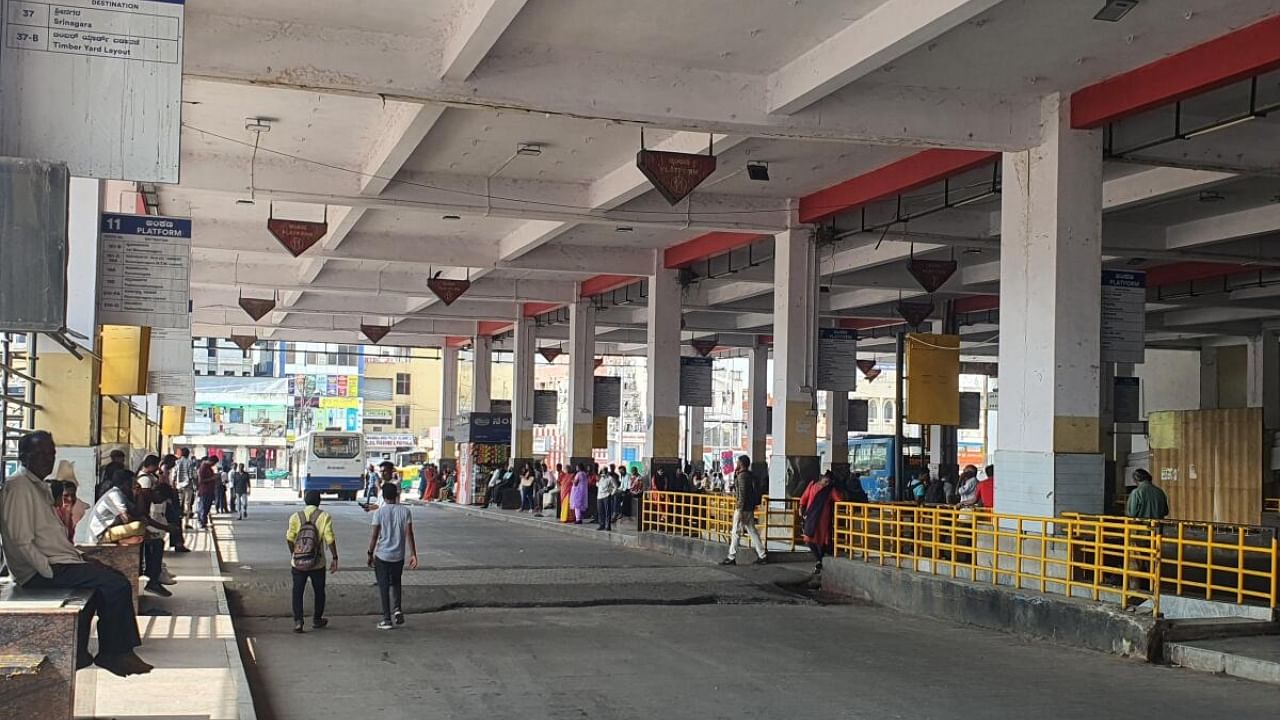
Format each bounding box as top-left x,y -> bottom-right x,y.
220,498 -> 1280,720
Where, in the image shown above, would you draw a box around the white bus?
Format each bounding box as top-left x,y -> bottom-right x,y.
291,431 -> 366,500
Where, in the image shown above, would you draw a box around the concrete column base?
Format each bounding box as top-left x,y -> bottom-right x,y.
994,449 -> 1105,516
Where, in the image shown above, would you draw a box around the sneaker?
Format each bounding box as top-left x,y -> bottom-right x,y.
377,619 -> 394,630
756,556 -> 769,565
174,546 -> 192,553
294,621 -> 305,634
312,618 -> 329,629
144,582 -> 173,598
158,567 -> 178,585
393,611 -> 404,626
720,557 -> 736,565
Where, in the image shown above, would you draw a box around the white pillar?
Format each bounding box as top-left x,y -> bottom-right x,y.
1247,331 -> 1279,430
438,345 -> 459,464
471,335 -> 492,413
687,405 -> 705,469
510,315 -> 536,464
825,390 -> 850,478
567,300 -> 596,464
645,267 -> 681,473
770,227 -> 819,497
748,342 -> 769,464
995,92 -> 1105,517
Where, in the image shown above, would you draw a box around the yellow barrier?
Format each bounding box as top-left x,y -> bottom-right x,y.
640,491 -> 801,552
833,502 -> 1163,615
1266,498 -> 1280,513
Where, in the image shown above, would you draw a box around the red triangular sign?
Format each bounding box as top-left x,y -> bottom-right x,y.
361,324 -> 391,344
230,334 -> 257,352
594,358 -> 604,369
239,297 -> 276,321
268,218 -> 328,257
856,359 -> 876,374
907,258 -> 957,293
427,278 -> 471,306
690,338 -> 717,357
863,367 -> 882,383
636,149 -> 716,205
897,299 -> 935,328
538,347 -> 563,363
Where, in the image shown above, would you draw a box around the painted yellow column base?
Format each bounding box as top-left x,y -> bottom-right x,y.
782,401 -> 818,455
513,428 -> 534,458
650,415 -> 679,458
570,422 -> 594,457
1054,416 -> 1101,454
438,440 -> 457,461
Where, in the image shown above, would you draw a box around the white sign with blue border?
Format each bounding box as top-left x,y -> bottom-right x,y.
98,212 -> 191,328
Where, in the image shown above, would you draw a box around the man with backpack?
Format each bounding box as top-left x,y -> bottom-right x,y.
721,454 -> 768,566
285,490 -> 339,634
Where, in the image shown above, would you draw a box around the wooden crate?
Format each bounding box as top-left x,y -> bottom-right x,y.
1148,408 -> 1263,525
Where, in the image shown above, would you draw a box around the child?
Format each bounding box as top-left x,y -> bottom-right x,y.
367,482 -> 418,630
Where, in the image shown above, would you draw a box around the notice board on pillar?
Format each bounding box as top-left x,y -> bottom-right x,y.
905,333 -> 960,426
533,390 -> 557,425
679,356 -> 713,407
593,376 -> 621,417
816,328 -> 858,391
1101,270 -> 1146,364
1148,407 -> 1262,525
849,399 -> 869,432
97,214 -> 191,329
0,0 -> 184,182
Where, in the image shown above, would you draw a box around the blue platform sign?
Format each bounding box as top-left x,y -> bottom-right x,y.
97,212 -> 192,329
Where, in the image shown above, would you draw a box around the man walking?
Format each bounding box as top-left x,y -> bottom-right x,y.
175,447 -> 195,529
1124,468 -> 1168,608
1126,468 -> 1169,520
368,482 -> 418,630
196,456 -> 219,530
721,454 -> 768,566
0,431 -> 151,676
231,463 -> 251,519
286,490 -> 339,633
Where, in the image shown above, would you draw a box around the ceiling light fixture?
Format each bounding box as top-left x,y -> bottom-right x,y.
1094,0 -> 1139,22
1198,191 -> 1226,203
442,214 -> 462,221
1183,114 -> 1261,139
516,143 -> 543,157
615,226 -> 634,233
746,162 -> 770,182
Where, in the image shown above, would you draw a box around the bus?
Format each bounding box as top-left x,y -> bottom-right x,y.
849,435 -> 926,502
291,431 -> 366,500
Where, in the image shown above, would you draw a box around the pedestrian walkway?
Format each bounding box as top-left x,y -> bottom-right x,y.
74,527 -> 255,720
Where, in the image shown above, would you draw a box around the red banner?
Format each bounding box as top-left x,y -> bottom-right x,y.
230,334 -> 257,352
361,324 -> 391,344
268,218 -> 328,257
238,297 -> 276,321
636,149 -> 716,205
907,258 -> 957,293
427,277 -> 471,306
538,347 -> 563,363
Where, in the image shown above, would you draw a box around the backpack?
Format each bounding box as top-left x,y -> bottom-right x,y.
745,472 -> 765,510
924,480 -> 946,505
292,509 -> 323,571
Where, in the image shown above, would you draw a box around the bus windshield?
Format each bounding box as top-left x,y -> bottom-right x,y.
312,435 -> 360,459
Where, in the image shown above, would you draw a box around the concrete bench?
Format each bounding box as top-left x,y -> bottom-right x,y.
79,544 -> 140,612
0,582 -> 91,720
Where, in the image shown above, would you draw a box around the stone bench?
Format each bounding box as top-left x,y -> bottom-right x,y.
0,583 -> 91,720
78,543 -> 140,612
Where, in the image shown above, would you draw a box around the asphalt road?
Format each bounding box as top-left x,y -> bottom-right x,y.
220,498 -> 1280,720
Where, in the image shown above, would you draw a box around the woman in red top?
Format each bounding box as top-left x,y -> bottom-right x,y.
799,471 -> 845,578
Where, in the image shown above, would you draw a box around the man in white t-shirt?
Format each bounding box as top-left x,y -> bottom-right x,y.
596,470 -> 620,532
367,482 -> 418,630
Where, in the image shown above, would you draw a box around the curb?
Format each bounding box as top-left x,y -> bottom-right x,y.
207,520 -> 258,720
1166,641 -> 1280,685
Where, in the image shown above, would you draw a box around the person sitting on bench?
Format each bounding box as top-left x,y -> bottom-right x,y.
0,431 -> 151,676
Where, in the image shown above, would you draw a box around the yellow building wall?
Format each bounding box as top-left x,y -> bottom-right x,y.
364,356 -> 446,449
33,351 -> 101,447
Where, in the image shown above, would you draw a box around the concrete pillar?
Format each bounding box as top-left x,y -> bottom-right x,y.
770,227 -> 819,498
437,345 -> 458,473
748,342 -> 769,464
566,300 -> 596,468
644,267 -> 681,476
471,335 -> 492,413
1199,346 -> 1219,410
1246,331 -> 1279,430
687,405 -> 705,470
825,391 -> 850,482
995,92 -> 1105,517
510,316 -> 536,470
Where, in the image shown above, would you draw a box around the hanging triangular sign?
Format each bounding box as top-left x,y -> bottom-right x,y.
268,217 -> 328,257
690,337 -> 717,357
863,367 -> 882,383
907,258 -> 958,293
594,358 -> 604,369
427,277 -> 472,306
896,299 -> 935,328
230,334 -> 257,352
538,347 -> 563,363
239,297 -> 276,321
361,324 -> 391,344
856,359 -> 877,375
636,149 -> 717,205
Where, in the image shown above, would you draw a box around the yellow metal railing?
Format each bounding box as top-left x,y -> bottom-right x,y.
1158,518 -> 1278,606
640,491 -> 801,552
1265,497 -> 1280,513
833,502 -> 1163,615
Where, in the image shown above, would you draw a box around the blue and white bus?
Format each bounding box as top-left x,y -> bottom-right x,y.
291,431 -> 366,500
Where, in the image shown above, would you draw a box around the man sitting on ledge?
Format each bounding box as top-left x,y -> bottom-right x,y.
0,430 -> 151,676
